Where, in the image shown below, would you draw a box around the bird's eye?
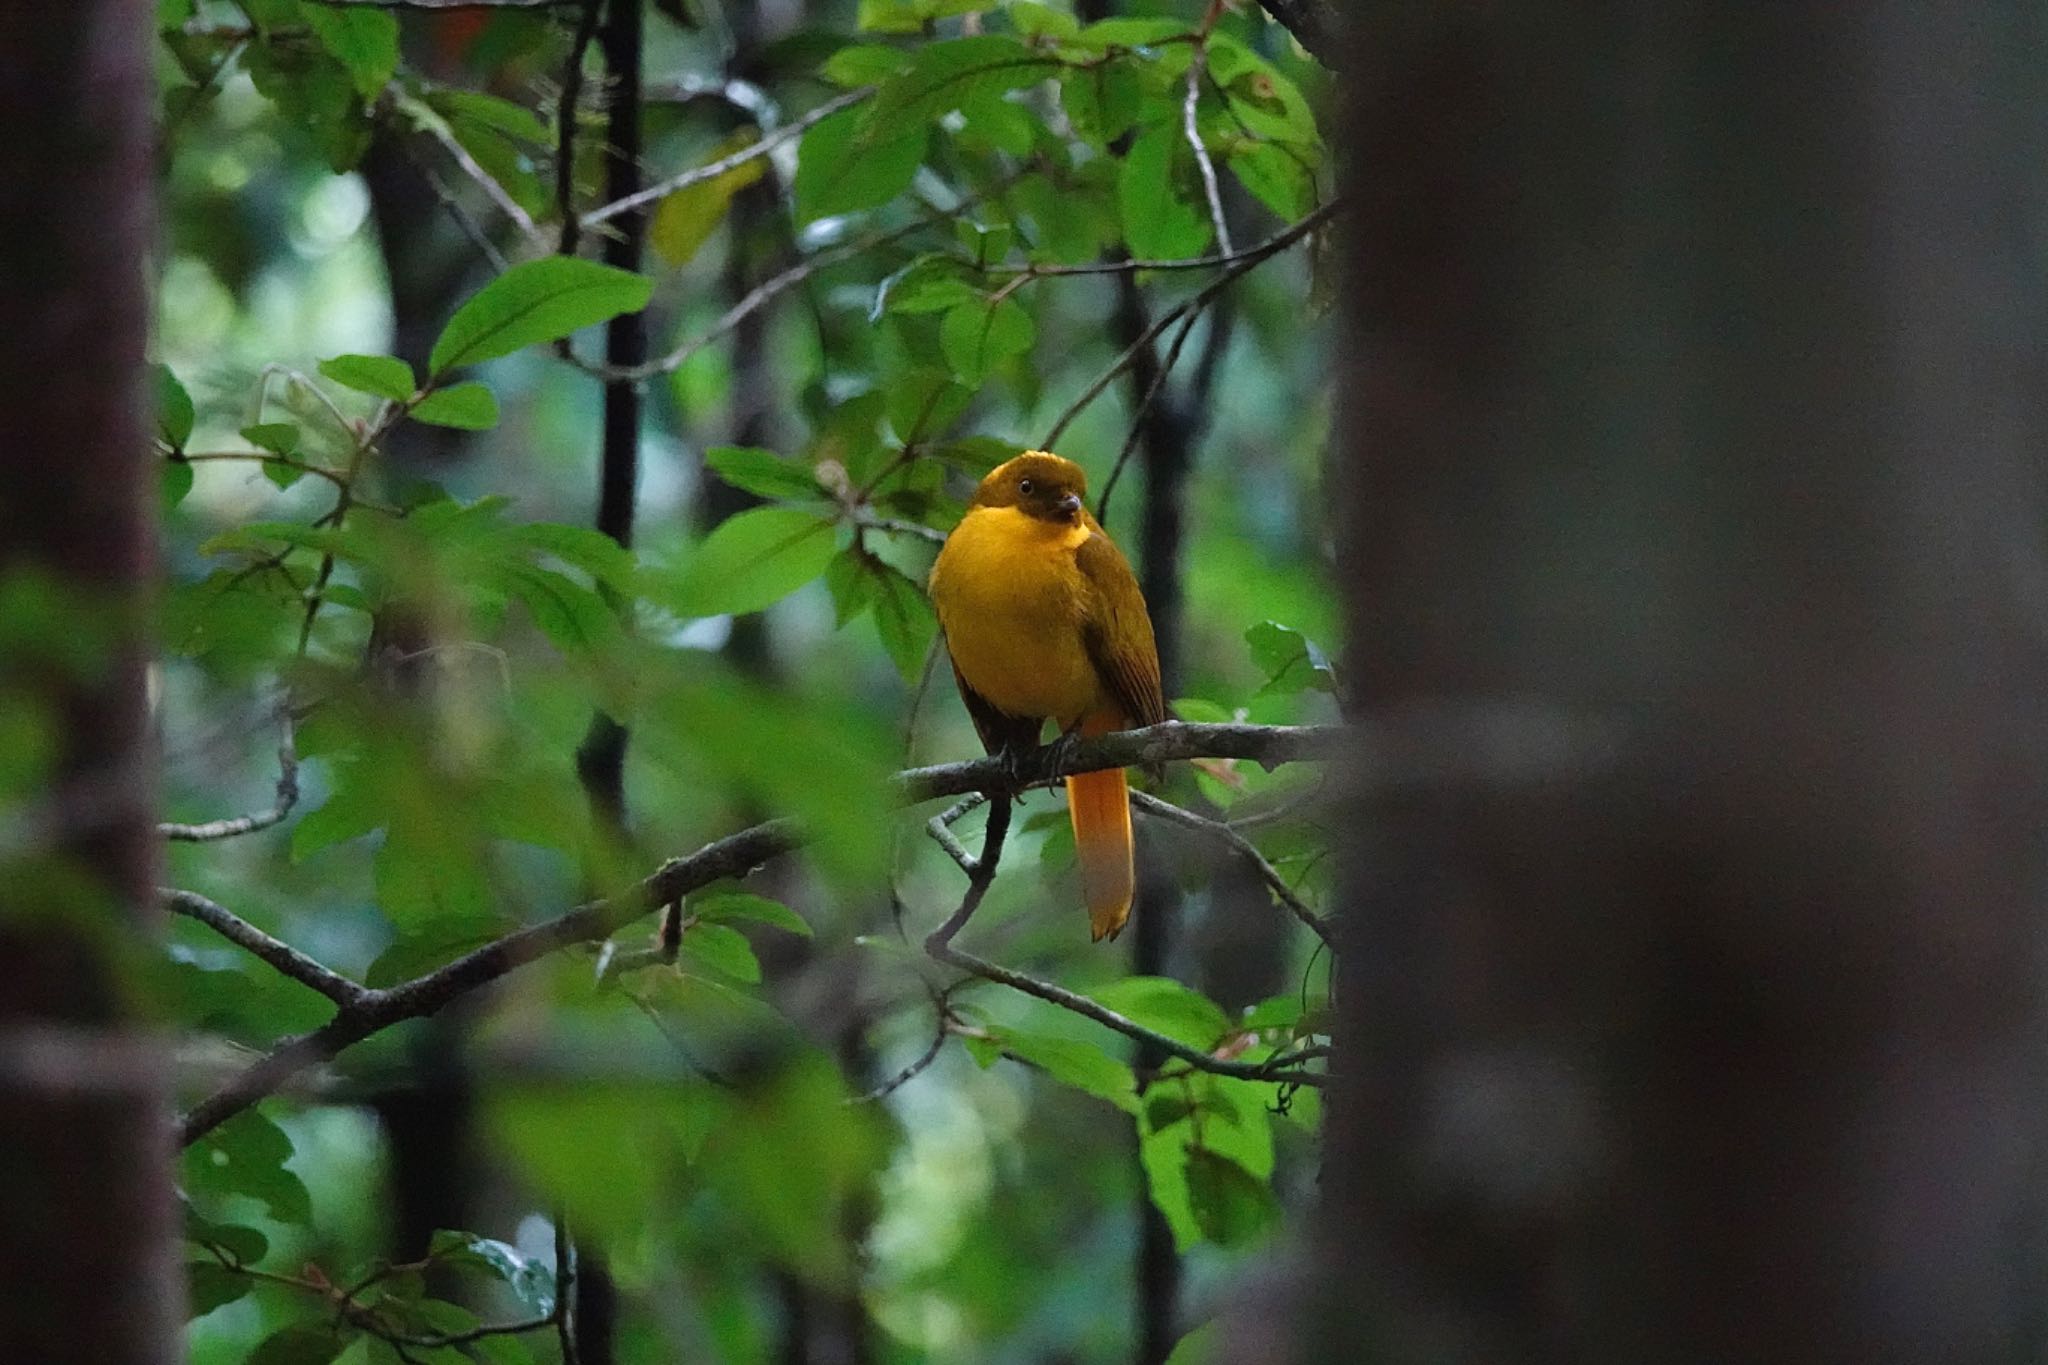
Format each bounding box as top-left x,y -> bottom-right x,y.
1018,478 -> 1035,495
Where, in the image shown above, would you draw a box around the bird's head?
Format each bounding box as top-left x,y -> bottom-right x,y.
971,451 -> 1089,525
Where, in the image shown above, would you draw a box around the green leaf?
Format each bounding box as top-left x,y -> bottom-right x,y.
1184,1145 -> 1281,1247
821,44 -> 911,87
163,459 -> 194,509
1244,620 -> 1337,695
319,352 -> 416,401
301,5 -> 398,99
430,257 -> 653,375
704,445 -> 821,500
498,563 -> 622,655
247,1322 -> 350,1365
869,559 -> 936,682
428,1230 -> 557,1315
1120,122 -> 1213,260
932,434 -> 1025,474
887,367 -> 971,443
661,507 -> 838,617
1227,141 -> 1320,221
939,296 -> 1035,384
651,129 -> 768,266
183,1108 -> 313,1226
184,1201 -> 269,1265
187,1260 -> 250,1318
1163,1321 -> 1220,1365
240,422 -> 300,456
487,1081 -> 722,1242
981,1024 -> 1139,1113
411,382 -> 500,430
681,921 -> 763,983
865,35 -> 1059,129
693,886 -> 812,937
857,0 -> 980,35
155,364 -> 194,450
1093,976 -> 1232,1049
794,105 -> 924,224
1060,61 -> 1144,148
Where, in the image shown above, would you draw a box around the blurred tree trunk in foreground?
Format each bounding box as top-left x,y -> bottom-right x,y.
0,0 -> 179,1360
1319,5 -> 2048,1362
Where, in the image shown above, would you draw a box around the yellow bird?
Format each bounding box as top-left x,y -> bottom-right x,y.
929,452 -> 1166,940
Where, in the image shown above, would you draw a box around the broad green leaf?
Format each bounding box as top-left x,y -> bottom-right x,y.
1010,1 -> 1079,39
1209,37 -> 1322,145
1245,620 -> 1337,695
240,422 -> 300,456
864,35 -> 1060,129
887,367 -> 971,443
1164,1322 -> 1220,1365
821,44 -> 910,87
184,1200 -> 268,1265
650,129 -> 768,266
931,435 -> 1025,474
857,0 -> 980,34
487,1082 -> 721,1242
183,1107 -> 313,1226
301,5 -> 398,99
1120,122 -> 1212,260
704,445 -> 821,499
939,296 -> 1035,384
681,921 -> 763,983
1074,16 -> 1193,48
869,559 -> 936,682
375,823 -> 493,928
504,521 -> 635,591
163,459 -> 194,509
411,382 -> 500,430
825,547 -> 879,625
980,1024 -> 1139,1113
794,105 -> 924,223
319,352 -> 415,401
1184,1145 -> 1280,1246
187,1260 -> 250,1318
1093,976 -> 1232,1049
365,919 -> 502,988
661,506 -> 838,617
875,256 -> 980,318
1228,141 -> 1320,221
155,363 -> 194,449
430,257 -> 653,375
247,1323 -> 350,1365
693,886 -> 812,937
1060,61 -> 1144,148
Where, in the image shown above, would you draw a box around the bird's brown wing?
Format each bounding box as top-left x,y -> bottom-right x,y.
1075,531 -> 1167,728
950,661 -> 1043,757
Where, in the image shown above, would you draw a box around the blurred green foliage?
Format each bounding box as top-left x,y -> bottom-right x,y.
147,0 -> 1338,1360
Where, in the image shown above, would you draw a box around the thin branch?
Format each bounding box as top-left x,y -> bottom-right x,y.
924,794 -> 989,874
160,708 -> 298,843
171,707 -> 1582,1146
164,889 -> 367,1007
406,92 -> 542,244
554,0 -> 604,256
853,982 -> 958,1104
579,85 -> 874,230
1041,200 -> 1339,450
1094,303 -> 1204,522
417,160 -> 510,273
1182,39 -> 1233,258
1128,790 -> 1331,946
555,1210 -> 580,1365
177,818 -> 801,1144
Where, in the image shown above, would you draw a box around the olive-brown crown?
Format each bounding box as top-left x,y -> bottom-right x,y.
970,451 -> 1088,524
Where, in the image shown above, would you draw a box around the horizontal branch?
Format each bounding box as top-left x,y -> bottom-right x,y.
177,819 -> 800,1144
896,721 -> 1345,803
161,708 -> 299,842
579,85 -> 874,230
175,706 -> 1602,1144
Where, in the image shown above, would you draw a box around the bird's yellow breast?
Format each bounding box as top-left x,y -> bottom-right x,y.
929,505 -> 1105,727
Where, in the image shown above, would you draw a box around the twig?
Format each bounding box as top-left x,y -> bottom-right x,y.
578,85 -> 874,230
418,161 -> 510,272
1041,200 -> 1338,450
1093,304 -> 1205,522
555,1210 -> 580,1365
1128,790 -> 1330,945
176,818 -> 801,1144
554,0 -> 604,256
407,92 -> 543,244
896,721 -> 1344,804
160,707 -> 298,842
164,889 -> 368,1008
853,981 -> 958,1103
1182,36 -> 1233,258
924,794 -> 989,874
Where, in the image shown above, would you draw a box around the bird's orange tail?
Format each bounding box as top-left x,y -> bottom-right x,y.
1067,763 -> 1134,941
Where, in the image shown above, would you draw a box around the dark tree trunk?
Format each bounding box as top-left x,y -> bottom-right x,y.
0,1 -> 178,1359
1320,5 -> 2048,1362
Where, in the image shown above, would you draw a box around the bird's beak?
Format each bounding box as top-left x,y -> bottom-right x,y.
1057,492 -> 1083,517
